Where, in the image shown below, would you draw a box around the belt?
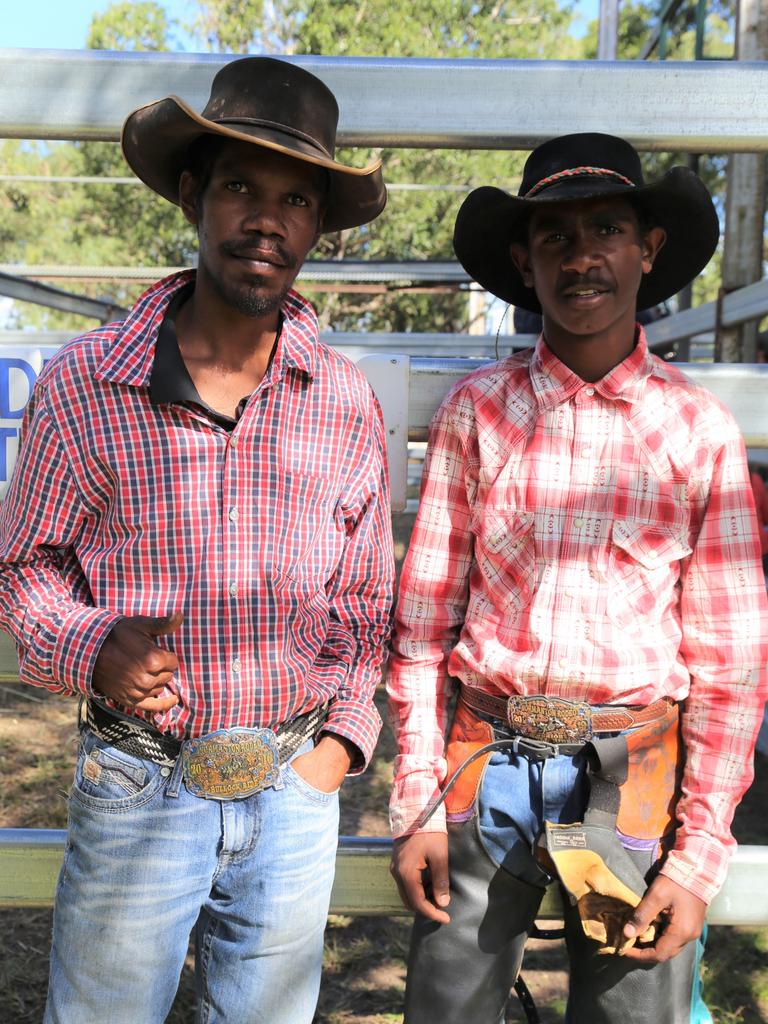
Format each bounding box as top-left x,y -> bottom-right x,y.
460,685 -> 673,746
84,699 -> 328,772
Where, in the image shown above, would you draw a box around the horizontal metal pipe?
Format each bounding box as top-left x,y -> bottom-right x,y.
0,827 -> 765,923
2,50 -> 768,152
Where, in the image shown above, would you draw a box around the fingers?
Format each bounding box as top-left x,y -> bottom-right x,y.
621,876 -> 706,964
132,692 -> 180,713
390,834 -> 451,925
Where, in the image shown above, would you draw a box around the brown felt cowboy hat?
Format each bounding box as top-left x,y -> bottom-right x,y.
453,132 -> 719,313
122,56 -> 386,233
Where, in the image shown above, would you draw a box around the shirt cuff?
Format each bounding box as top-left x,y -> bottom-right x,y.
659,837 -> 732,906
323,698 -> 382,775
50,607 -> 123,696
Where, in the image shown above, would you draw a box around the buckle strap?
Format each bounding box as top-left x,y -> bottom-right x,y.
84,699 -> 328,770
460,685 -> 671,745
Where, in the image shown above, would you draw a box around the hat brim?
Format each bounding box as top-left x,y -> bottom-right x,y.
122,96 -> 386,232
453,167 -> 719,313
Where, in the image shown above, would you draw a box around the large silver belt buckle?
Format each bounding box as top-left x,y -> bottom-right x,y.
182,728 -> 280,800
506,695 -> 593,745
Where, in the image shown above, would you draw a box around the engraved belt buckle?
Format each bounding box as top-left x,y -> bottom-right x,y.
506,695 -> 593,745
182,728 -> 280,800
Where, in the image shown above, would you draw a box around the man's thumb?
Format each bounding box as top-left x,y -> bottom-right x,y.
148,611 -> 184,635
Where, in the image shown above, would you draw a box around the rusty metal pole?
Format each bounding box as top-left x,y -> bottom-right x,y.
719,0 -> 768,363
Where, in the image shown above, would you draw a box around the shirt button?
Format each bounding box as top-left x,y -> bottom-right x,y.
648,549 -> 658,559
558,657 -> 568,668
581,447 -> 591,458
228,506 -> 239,523
585,387 -> 595,397
232,657 -> 242,674
574,518 -> 584,529
230,434 -> 238,447
228,582 -> 239,597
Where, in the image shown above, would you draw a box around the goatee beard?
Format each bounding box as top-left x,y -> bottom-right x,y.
214,275 -> 290,319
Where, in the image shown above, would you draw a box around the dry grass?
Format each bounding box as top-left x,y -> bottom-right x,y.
0,683 -> 766,1022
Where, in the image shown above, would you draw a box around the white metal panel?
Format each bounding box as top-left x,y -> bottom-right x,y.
357,354 -> 410,512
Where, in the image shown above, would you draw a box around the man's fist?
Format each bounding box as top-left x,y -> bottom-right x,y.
92,612 -> 183,712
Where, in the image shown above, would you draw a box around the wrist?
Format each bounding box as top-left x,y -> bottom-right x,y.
315,732 -> 356,773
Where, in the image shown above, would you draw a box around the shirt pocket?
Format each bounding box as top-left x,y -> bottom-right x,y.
607,519 -> 692,630
472,509 -> 536,614
273,471 -> 338,583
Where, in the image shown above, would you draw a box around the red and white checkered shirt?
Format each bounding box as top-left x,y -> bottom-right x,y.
0,272 -> 394,769
388,331 -> 768,902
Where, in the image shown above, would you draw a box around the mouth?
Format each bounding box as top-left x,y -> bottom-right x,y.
223,241 -> 292,272
560,283 -> 611,304
233,251 -> 287,271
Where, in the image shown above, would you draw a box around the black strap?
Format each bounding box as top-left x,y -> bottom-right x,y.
413,734 -> 584,830
512,974 -> 541,1024
582,735 -> 629,829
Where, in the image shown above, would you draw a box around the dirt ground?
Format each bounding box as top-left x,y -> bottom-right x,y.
1,682 -> 767,1023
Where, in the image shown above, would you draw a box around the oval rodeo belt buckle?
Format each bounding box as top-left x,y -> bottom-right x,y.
506,695 -> 593,745
182,728 -> 281,800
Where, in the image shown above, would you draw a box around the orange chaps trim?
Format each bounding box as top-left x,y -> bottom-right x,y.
617,700 -> 682,840
443,698 -> 493,818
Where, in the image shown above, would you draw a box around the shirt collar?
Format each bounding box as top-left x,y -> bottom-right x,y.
529,326 -> 654,412
94,270 -> 320,388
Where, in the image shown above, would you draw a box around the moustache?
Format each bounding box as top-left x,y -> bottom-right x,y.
559,274 -> 612,294
221,238 -> 297,269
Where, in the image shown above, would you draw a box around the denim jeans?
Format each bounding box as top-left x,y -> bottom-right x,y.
44,731 -> 340,1024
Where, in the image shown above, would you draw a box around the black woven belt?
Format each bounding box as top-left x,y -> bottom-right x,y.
84,699 -> 329,770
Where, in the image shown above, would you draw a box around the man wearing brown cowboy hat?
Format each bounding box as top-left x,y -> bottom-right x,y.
388,132 -> 768,1022
0,57 -> 394,1023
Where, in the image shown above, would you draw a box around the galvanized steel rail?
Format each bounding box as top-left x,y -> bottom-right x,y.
1,828 -> 766,925
2,50 -> 768,152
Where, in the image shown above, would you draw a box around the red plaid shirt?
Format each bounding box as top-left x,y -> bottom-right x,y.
0,272 -> 394,768
388,331 -> 768,902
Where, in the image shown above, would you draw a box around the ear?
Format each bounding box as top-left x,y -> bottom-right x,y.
509,241 -> 534,288
178,170 -> 199,227
641,226 -> 666,275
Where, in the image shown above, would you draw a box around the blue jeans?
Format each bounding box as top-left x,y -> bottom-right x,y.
44,731 -> 340,1024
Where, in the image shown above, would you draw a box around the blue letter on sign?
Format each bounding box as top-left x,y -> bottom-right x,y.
0,359 -> 37,419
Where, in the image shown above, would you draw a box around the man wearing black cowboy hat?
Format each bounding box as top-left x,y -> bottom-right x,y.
388,133 -> 767,1022
0,57 -> 394,1023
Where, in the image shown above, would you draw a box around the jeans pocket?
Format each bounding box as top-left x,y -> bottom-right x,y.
282,762 -> 340,804
71,732 -> 166,812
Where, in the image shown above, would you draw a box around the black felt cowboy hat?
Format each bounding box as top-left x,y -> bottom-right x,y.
122,56 -> 386,232
453,132 -> 719,313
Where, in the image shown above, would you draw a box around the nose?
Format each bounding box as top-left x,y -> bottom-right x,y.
242,194 -> 285,237
560,229 -> 602,275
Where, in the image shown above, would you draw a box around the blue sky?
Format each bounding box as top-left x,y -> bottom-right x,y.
3,0 -> 599,50
3,0 -> 198,50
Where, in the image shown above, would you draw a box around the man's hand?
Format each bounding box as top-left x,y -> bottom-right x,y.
621,874 -> 707,963
391,832 -> 451,924
290,733 -> 355,794
92,612 -> 183,712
